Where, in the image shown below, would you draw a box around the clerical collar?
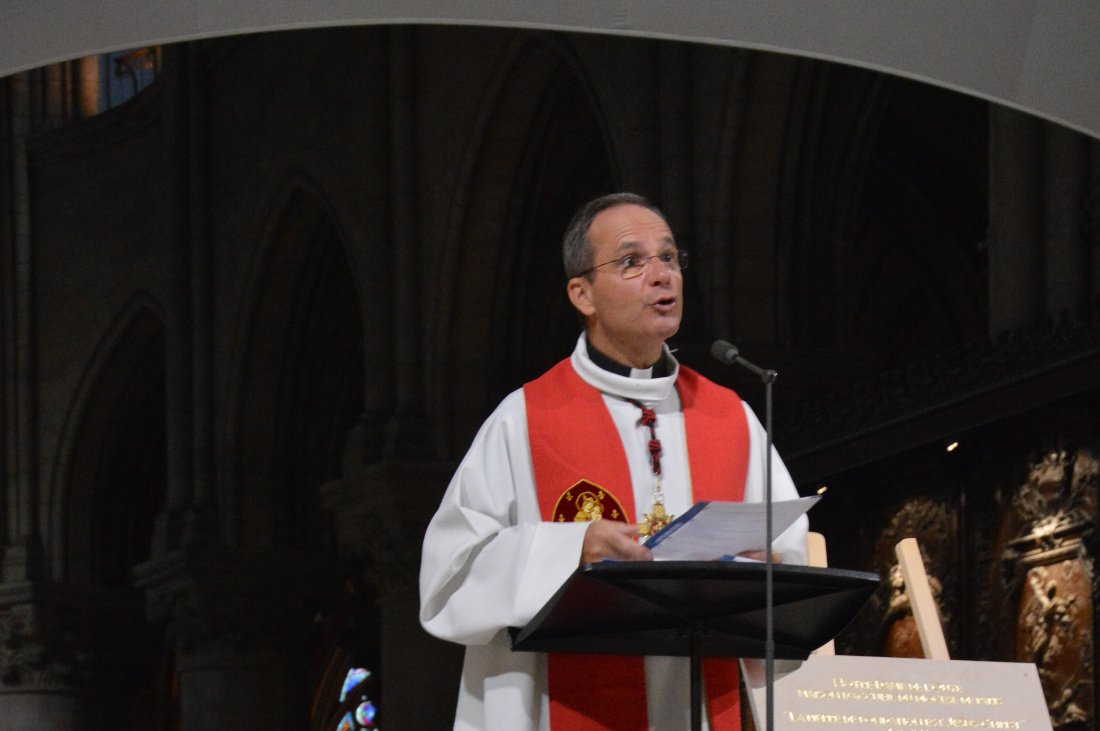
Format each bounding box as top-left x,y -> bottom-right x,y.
586,339 -> 672,379
572,334 -> 679,404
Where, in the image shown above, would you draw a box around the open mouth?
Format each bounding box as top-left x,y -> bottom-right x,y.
651,296 -> 677,313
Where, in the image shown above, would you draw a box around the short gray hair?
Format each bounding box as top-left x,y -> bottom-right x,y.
561,192 -> 667,278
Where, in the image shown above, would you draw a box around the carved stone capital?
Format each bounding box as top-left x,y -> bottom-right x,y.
134,546 -> 340,663
0,582 -> 91,690
321,457 -> 453,597
0,541 -> 45,584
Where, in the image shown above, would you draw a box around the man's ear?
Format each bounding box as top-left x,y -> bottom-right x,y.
567,276 -> 596,318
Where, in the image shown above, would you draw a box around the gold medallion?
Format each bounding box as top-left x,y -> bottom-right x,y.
639,501 -> 674,537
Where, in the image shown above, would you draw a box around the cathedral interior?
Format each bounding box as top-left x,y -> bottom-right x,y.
1,14 -> 1099,731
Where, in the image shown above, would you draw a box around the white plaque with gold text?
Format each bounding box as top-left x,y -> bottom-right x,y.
743,655 -> 1052,731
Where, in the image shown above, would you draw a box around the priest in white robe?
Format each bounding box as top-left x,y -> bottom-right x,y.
419,193 -> 808,730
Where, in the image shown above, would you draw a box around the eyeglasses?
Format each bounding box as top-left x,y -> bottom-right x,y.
576,250 -> 689,280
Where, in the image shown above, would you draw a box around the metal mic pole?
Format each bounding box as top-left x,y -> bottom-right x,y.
711,340 -> 777,731
762,367 -> 776,731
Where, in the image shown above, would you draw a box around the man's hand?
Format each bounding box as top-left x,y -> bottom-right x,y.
580,520 -> 653,565
737,550 -> 781,563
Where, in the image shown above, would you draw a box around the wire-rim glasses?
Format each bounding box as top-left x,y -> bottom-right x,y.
575,250 -> 689,280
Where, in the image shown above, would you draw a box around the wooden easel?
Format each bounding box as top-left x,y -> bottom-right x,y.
895,536 -> 950,660
806,533 -> 947,660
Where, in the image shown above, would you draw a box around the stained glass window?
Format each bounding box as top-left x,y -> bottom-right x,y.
99,47 -> 160,109
355,700 -> 377,726
333,667 -> 379,730
340,668 -> 370,703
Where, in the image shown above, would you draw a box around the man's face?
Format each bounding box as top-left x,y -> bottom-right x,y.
567,203 -> 683,368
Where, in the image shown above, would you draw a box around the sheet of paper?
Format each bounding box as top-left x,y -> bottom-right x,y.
646,496 -> 819,560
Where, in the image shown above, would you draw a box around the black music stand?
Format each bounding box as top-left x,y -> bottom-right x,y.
509,560 -> 879,731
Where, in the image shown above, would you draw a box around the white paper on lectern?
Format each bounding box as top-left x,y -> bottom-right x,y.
645,496 -> 818,560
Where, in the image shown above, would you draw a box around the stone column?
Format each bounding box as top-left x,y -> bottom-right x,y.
154,41 -> 219,556
0,67 -> 67,719
658,41 -> 693,240
731,54 -> 801,345
1041,122 -> 1089,319
73,56 -> 99,118
322,444 -> 462,730
988,106 -> 1044,335
1090,139 -> 1100,307
388,26 -> 422,429
2,71 -> 43,586
153,44 -> 196,554
136,548 -> 337,731
0,586 -> 89,731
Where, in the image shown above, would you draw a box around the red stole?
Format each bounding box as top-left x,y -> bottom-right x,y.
524,358 -> 750,730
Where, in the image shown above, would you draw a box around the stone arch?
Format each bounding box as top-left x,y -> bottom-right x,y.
229,176 -> 366,550
46,292 -> 171,726
51,291 -> 166,587
428,34 -> 615,453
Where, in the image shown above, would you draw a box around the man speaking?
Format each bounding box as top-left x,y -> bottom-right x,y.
419,193 -> 807,730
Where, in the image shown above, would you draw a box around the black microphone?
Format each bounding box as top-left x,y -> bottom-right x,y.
710,339 -> 739,365
711,339 -> 776,383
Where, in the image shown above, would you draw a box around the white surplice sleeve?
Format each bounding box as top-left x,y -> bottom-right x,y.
419,390 -> 590,646
741,401 -> 809,566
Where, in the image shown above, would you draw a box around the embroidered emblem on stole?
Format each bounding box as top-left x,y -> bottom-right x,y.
553,479 -> 629,523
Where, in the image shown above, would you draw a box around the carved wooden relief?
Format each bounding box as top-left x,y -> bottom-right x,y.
872,497 -> 954,658
1014,561 -> 1091,727
1003,448 -> 1097,731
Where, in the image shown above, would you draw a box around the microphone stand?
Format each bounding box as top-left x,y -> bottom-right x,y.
712,343 -> 777,731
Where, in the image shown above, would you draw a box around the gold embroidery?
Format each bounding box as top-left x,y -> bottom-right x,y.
574,492 -> 605,521
551,479 -> 629,524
